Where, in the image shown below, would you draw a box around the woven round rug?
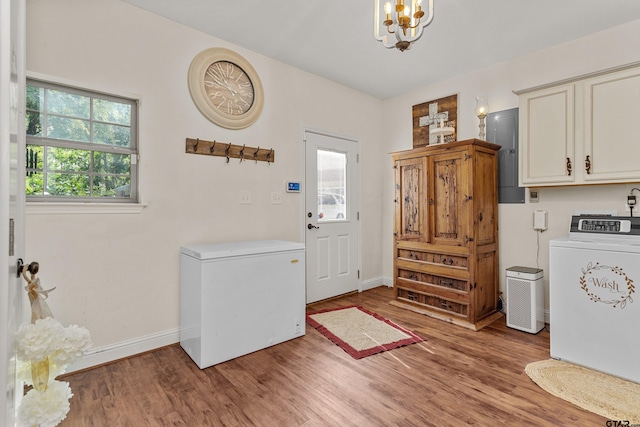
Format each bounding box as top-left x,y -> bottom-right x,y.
525,359 -> 640,423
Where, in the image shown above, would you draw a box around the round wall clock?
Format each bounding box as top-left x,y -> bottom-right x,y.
188,47 -> 264,130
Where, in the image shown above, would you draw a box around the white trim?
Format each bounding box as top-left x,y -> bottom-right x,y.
66,328 -> 179,374
26,202 -> 147,215
26,70 -> 143,103
382,276 -> 394,287
513,60 -> 640,95
362,276 -> 390,291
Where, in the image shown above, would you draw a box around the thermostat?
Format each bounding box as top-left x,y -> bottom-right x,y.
286,181 -> 301,193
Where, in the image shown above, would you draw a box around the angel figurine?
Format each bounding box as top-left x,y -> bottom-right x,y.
22,262 -> 55,322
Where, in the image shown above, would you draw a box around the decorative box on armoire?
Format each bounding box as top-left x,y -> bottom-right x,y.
390,138 -> 503,331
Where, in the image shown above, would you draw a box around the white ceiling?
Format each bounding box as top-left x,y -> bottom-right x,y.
121,0 -> 640,99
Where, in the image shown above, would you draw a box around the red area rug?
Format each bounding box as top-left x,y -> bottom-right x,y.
306,305 -> 423,359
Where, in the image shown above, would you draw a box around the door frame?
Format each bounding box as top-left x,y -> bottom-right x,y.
1,0 -> 26,424
301,127 -> 363,297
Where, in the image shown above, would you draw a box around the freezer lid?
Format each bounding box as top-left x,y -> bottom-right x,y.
180,240 -> 305,260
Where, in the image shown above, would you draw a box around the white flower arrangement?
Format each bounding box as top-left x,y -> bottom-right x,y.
17,265 -> 92,426
16,317 -> 91,426
16,317 -> 92,368
18,380 -> 73,427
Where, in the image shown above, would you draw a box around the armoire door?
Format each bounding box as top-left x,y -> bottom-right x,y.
394,157 -> 428,243
429,150 -> 469,247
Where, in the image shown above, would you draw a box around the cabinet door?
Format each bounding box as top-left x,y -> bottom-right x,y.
583,67 -> 640,182
429,151 -> 468,247
519,84 -> 575,186
394,157 -> 428,242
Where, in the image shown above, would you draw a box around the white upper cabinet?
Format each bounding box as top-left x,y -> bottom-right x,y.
519,84 -> 576,186
583,67 -> 640,182
517,63 -> 640,187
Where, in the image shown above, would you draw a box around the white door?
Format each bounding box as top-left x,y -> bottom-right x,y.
1,0 -> 26,424
304,130 -> 360,303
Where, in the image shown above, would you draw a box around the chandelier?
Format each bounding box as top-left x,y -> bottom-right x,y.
374,0 -> 434,52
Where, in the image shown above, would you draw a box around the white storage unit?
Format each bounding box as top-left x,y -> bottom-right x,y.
550,215 -> 640,383
180,240 -> 305,369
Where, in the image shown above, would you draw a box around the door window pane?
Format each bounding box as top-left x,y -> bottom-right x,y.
317,149 -> 347,222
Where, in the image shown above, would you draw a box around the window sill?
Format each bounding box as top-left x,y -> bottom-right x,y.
26,202 -> 148,215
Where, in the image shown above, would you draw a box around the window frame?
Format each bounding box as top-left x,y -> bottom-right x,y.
25,78 -> 139,204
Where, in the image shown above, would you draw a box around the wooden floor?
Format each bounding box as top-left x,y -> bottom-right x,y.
60,286 -> 605,426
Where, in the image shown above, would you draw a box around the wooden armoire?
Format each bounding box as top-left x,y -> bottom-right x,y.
390,138 -> 502,331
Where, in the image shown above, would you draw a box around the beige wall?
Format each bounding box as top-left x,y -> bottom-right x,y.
26,0 -> 640,369
25,0 -> 384,365
380,19 -> 640,315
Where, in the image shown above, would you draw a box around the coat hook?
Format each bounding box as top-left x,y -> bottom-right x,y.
239,144 -> 246,163
194,138 -> 199,152
225,143 -> 231,163
254,146 -> 260,163
210,140 -> 216,154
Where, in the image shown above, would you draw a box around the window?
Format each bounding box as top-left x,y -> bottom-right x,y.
317,149 -> 347,221
25,79 -> 138,203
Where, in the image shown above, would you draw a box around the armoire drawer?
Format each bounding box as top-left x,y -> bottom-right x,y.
396,288 -> 469,318
396,268 -> 469,292
396,248 -> 468,269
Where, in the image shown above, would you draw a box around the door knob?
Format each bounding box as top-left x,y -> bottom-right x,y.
307,224 -> 319,230
17,259 -> 39,278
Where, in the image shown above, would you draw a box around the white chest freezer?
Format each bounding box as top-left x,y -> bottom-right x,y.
180,240 -> 305,369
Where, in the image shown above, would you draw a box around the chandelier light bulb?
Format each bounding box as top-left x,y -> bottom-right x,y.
384,2 -> 392,15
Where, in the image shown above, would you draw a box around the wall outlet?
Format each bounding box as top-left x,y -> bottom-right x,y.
271,192 -> 283,205
239,191 -> 251,204
529,189 -> 539,203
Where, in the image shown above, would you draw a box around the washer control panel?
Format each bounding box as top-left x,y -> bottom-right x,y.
570,215 -> 640,235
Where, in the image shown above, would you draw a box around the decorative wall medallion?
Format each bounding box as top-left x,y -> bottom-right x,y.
412,94 -> 457,147
188,48 -> 264,130
579,262 -> 635,308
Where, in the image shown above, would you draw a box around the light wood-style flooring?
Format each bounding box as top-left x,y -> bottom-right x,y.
60,286 -> 605,426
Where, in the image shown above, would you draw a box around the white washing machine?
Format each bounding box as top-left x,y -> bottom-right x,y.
550,215 -> 640,384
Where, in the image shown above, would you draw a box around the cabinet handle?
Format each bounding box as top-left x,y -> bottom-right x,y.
566,157 -> 572,176
585,155 -> 591,175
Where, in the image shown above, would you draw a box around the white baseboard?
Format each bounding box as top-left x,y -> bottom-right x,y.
362,276 -> 393,291
66,328 -> 179,374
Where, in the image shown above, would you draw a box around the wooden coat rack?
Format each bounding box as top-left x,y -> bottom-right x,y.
185,138 -> 274,164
